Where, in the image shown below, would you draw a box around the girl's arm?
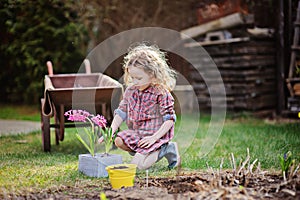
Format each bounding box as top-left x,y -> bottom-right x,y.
98,114 -> 123,144
152,120 -> 174,141
110,114 -> 123,134
138,120 -> 174,148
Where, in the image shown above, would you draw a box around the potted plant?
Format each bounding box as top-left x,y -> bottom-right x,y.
64,110 -> 122,178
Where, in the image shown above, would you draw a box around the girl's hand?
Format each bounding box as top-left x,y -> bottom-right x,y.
138,136 -> 156,148
98,136 -> 104,144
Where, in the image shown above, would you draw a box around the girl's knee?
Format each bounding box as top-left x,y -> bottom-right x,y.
114,137 -> 123,148
131,154 -> 149,170
137,164 -> 149,170
132,159 -> 149,170
131,152 -> 158,170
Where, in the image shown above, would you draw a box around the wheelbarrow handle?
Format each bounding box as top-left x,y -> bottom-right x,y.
46,61 -> 53,75
84,59 -> 91,74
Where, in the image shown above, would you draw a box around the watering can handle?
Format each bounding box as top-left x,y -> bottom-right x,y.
46,61 -> 53,75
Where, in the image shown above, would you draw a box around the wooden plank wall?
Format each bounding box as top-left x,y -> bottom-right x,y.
188,38 -> 276,115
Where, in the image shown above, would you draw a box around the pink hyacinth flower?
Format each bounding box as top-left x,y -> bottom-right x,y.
91,114 -> 107,128
64,109 -> 89,122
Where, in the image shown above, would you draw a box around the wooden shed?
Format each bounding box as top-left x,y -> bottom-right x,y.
187,37 -> 276,115
179,0 -> 300,117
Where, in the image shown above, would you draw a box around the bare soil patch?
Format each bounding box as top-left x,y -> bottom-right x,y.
3,171 -> 299,199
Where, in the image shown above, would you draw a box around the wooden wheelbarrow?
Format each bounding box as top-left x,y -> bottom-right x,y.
40,60 -> 123,152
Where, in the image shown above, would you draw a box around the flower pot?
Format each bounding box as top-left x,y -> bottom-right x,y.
106,164 -> 137,189
78,153 -> 122,178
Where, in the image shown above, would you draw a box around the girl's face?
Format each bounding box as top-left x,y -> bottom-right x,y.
128,66 -> 153,90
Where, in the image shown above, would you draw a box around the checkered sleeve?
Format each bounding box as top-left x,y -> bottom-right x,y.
114,87 -> 130,121
158,90 -> 176,122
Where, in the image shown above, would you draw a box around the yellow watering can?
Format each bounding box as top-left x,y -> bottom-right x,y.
106,164 -> 137,189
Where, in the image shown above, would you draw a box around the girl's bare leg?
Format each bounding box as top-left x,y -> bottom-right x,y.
114,137 -> 133,152
131,150 -> 159,170
114,136 -> 159,169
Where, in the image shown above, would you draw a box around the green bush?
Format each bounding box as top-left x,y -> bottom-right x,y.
0,0 -> 87,103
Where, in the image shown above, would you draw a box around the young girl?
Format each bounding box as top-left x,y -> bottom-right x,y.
101,43 -> 180,170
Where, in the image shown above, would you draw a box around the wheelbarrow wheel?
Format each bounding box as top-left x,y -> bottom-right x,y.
41,99 -> 51,152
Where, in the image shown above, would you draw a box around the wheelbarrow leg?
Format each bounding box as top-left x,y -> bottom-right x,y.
59,104 -> 65,141
54,104 -> 65,144
54,115 -> 60,145
41,98 -> 51,152
101,103 -> 107,117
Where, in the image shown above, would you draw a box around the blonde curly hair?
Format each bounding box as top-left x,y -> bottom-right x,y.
123,43 -> 177,91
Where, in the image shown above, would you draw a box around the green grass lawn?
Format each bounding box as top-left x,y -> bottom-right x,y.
0,104 -> 299,194
0,104 -> 40,121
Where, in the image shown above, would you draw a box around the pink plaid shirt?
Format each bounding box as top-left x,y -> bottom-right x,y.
115,85 -> 176,154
